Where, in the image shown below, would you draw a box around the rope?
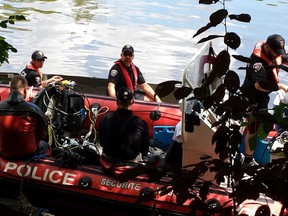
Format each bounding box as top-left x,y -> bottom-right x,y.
48,124 -> 53,146
18,154 -> 49,216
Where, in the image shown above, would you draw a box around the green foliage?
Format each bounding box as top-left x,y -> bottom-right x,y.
153,0 -> 288,215
0,14 -> 26,66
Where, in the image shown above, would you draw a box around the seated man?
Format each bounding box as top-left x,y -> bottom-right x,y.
99,87 -> 150,163
0,75 -> 49,159
20,50 -> 63,88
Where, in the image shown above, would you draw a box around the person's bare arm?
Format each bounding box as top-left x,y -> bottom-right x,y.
255,82 -> 288,93
41,76 -> 63,87
278,83 -> 288,92
107,82 -> 116,97
139,83 -> 161,102
255,83 -> 270,92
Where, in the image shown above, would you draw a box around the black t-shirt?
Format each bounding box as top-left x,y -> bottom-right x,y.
99,108 -> 149,160
20,67 -> 42,87
108,62 -> 146,93
241,54 -> 278,109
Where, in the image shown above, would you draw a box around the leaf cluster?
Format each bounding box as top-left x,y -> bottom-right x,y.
137,1 -> 288,215
0,14 -> 26,66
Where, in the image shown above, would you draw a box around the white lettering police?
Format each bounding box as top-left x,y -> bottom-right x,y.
3,162 -> 76,185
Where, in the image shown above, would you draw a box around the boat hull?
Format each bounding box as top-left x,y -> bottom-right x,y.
0,83 -> 181,138
0,157 -> 229,216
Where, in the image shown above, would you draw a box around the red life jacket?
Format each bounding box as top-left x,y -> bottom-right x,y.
253,42 -> 282,83
26,64 -> 43,81
115,60 -> 138,93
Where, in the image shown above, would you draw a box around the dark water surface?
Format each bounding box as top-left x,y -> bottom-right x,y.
0,0 -> 288,85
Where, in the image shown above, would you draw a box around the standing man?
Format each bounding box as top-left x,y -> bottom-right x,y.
241,34 -> 288,167
107,45 -> 161,102
99,87 -> 150,162
20,50 -> 63,88
0,75 -> 49,159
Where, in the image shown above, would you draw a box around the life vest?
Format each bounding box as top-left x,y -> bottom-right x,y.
0,90 -> 47,159
253,42 -> 282,83
26,63 -> 43,81
115,60 -> 138,93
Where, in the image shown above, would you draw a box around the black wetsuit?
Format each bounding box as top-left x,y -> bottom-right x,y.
99,108 -> 149,160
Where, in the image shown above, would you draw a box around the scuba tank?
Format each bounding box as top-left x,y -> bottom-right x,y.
33,80 -> 86,143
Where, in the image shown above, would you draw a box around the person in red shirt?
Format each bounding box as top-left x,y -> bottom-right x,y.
0,75 -> 49,159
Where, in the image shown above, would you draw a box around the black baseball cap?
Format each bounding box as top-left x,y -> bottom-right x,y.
122,45 -> 134,54
266,34 -> 286,55
31,50 -> 47,60
117,87 -> 133,101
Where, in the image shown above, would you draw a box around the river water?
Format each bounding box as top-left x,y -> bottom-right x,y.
0,0 -> 287,214
1,0 -> 288,86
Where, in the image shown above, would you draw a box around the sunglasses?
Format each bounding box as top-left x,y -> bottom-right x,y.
36,59 -> 45,62
123,52 -> 133,57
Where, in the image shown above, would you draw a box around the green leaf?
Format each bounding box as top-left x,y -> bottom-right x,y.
196,34 -> 223,44
199,0 -> 220,4
257,123 -> 269,140
212,50 -> 230,77
0,22 -> 7,28
173,87 -> 192,100
224,70 -> 240,93
15,15 -> 26,20
232,55 -> 252,64
10,47 -> 17,53
193,24 -> 213,38
229,14 -> 251,23
224,32 -> 241,50
209,9 -> 228,27
249,134 -> 258,151
155,80 -> 181,98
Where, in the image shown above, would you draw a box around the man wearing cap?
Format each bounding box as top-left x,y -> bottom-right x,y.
241,34 -> 288,167
20,50 -> 63,88
107,45 -> 161,102
99,87 -> 150,162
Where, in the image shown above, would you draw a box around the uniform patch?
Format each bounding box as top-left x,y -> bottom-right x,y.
110,69 -> 118,77
253,63 -> 262,72
19,71 -> 27,77
36,77 -> 41,84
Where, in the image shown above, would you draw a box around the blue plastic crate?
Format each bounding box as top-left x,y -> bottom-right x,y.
153,126 -> 175,150
239,134 -> 271,165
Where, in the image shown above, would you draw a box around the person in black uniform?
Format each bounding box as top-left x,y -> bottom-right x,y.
241,34 -> 288,167
107,45 -> 161,102
20,50 -> 63,87
99,87 -> 150,162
